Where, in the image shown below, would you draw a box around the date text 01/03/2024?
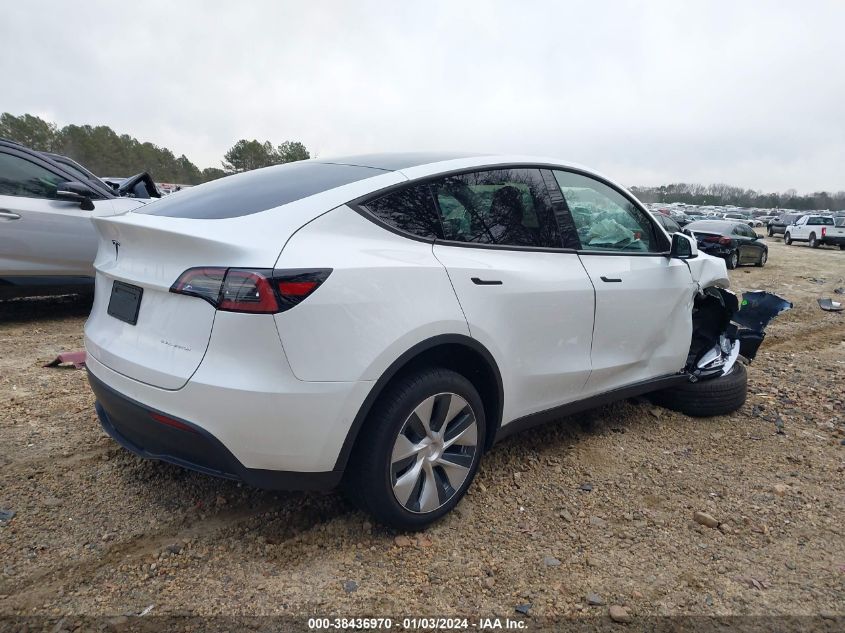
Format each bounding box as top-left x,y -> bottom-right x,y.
307,617 -> 528,630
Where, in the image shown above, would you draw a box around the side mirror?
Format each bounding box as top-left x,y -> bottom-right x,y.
670,232 -> 698,259
56,181 -> 96,211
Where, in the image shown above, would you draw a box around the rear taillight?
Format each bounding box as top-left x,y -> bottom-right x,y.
273,270 -> 331,311
821,227 -> 826,237
170,267 -> 227,304
703,236 -> 733,246
218,269 -> 280,313
170,268 -> 331,314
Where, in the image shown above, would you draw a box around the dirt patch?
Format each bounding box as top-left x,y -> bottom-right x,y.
1,236 -> 843,622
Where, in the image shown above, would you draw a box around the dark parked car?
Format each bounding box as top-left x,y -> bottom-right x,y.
767,212 -> 804,237
654,213 -> 681,234
685,220 -> 768,269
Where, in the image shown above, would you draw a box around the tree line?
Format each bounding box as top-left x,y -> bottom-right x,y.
630,182 -> 845,211
0,113 -> 310,185
2,113 -> 841,208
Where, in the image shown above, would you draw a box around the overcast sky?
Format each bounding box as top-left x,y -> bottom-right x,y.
3,1 -> 844,192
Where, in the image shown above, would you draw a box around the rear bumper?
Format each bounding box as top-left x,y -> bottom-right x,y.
821,235 -> 845,246
89,370 -> 342,490
85,307 -> 374,475
697,244 -> 734,258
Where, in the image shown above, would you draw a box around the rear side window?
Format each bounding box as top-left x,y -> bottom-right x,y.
359,184 -> 442,239
553,170 -> 660,252
662,216 -> 680,233
0,152 -> 65,199
138,161 -> 382,219
430,168 -> 561,248
809,216 -> 833,225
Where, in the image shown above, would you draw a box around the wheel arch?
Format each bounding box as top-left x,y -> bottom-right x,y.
332,334 -> 504,474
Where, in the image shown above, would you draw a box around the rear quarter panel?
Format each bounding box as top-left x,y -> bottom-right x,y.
273,206 -> 469,382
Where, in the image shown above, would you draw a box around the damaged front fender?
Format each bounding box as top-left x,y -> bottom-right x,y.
734,291 -> 793,360
686,253 -> 731,292
686,287 -> 791,381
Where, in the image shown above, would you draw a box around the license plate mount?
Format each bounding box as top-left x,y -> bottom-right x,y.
107,281 -> 143,325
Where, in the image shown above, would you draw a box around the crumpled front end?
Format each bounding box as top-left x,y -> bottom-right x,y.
686,287 -> 792,382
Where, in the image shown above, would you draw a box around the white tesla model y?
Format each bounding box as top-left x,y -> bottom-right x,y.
84,153 -> 789,528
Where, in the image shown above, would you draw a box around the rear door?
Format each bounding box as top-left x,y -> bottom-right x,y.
549,170 -> 697,396
0,148 -> 119,277
429,168 -> 595,422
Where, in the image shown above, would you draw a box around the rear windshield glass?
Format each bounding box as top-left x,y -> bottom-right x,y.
137,161 -> 382,219
686,221 -> 732,234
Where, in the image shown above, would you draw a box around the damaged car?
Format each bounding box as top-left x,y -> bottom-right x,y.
83,153 -> 790,529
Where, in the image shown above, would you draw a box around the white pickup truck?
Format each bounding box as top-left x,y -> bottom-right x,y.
784,214 -> 845,249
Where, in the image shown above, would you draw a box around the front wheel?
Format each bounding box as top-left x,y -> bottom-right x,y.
767,226 -> 774,237
650,363 -> 747,417
809,233 -> 818,248
726,251 -> 739,269
755,250 -> 767,267
784,232 -> 793,245
345,368 -> 486,529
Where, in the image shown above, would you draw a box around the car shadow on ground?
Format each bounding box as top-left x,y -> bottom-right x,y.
0,293 -> 93,323
103,396 -> 649,543
106,447 -> 352,536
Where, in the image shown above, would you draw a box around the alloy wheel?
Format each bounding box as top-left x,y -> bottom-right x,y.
390,392 -> 478,514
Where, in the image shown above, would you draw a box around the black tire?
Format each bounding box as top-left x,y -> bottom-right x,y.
755,250 -> 767,267
767,226 -> 774,237
784,232 -> 793,245
809,233 -> 818,248
650,363 -> 747,417
726,251 -> 739,269
839,244 -> 845,251
344,367 -> 486,530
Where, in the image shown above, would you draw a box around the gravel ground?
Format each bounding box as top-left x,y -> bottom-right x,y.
1,236 -> 843,627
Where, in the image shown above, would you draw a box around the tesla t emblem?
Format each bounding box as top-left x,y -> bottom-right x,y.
112,240 -> 120,259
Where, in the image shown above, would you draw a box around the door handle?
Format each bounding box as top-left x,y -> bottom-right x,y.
471,277 -> 502,286
0,210 -> 21,220
600,276 -> 622,283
